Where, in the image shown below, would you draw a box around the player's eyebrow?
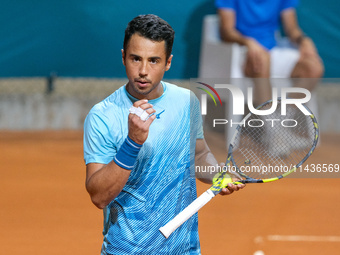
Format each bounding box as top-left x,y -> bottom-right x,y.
149,56 -> 161,60
128,54 -> 162,60
128,53 -> 141,58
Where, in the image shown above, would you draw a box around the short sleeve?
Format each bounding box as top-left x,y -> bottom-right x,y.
215,0 -> 235,9
280,0 -> 299,11
83,111 -> 116,165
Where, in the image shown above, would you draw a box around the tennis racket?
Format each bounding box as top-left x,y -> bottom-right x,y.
159,97 -> 319,238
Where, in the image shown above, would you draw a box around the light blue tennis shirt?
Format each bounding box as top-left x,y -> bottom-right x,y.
215,0 -> 299,49
83,81 -> 204,255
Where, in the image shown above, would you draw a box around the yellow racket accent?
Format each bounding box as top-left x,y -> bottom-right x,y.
262,177 -> 280,183
262,167 -> 297,183
212,172 -> 233,188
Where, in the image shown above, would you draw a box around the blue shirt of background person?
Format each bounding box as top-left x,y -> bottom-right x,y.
215,0 -> 298,50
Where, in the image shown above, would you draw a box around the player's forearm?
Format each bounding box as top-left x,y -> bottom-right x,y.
195,139 -> 219,184
86,134 -> 144,209
195,153 -> 220,184
86,161 -> 130,209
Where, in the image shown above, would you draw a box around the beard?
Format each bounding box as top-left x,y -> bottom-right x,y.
128,80 -> 159,96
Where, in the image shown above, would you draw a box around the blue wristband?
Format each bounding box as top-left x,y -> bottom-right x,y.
113,136 -> 142,170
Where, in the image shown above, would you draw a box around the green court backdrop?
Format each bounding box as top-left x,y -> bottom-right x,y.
0,0 -> 339,79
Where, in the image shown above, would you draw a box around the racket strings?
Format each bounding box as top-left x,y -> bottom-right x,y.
231,101 -> 316,180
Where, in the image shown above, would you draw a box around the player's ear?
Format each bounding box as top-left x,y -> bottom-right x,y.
165,54 -> 173,71
121,49 -> 126,66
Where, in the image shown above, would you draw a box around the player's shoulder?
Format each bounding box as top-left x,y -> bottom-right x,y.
163,81 -> 190,93
163,81 -> 200,104
87,85 -> 126,120
94,85 -> 126,108
162,81 -> 196,100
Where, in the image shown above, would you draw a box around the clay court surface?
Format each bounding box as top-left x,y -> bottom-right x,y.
1,130 -> 339,254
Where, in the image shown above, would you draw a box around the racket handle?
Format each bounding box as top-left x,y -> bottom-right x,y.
159,189 -> 215,238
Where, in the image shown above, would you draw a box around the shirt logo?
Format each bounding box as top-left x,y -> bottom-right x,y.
156,110 -> 165,119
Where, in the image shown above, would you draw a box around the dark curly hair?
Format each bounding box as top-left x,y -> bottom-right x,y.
123,14 -> 175,61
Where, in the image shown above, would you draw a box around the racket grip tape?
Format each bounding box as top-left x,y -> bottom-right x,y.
159,189 -> 215,238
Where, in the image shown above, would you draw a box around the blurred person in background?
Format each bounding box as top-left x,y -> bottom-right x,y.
216,0 -> 324,105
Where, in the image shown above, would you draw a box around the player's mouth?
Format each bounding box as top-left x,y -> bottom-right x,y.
135,79 -> 151,88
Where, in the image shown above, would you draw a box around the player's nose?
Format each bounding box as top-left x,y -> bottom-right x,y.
139,61 -> 148,77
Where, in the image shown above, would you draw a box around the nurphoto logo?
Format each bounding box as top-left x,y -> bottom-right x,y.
198,83 -> 311,116
196,82 -> 312,129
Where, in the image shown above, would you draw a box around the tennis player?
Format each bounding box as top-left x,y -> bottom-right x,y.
83,14 -> 244,254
